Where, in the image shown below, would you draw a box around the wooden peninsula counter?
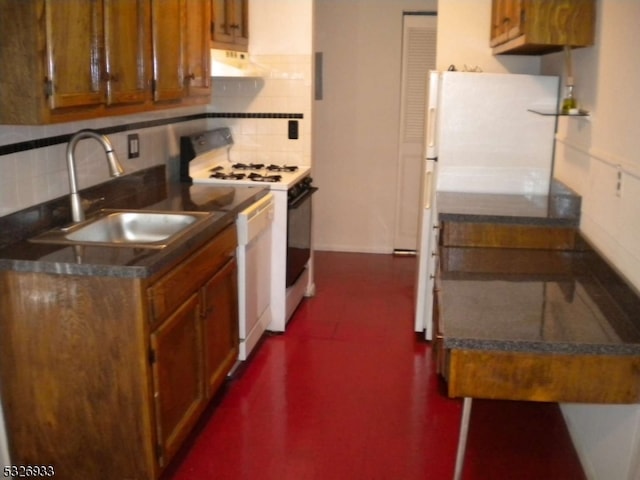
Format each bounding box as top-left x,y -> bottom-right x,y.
432,185 -> 640,479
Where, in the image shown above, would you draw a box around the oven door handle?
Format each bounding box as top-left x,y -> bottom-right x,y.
288,187 -> 318,209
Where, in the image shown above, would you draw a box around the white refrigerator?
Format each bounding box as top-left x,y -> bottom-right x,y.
414,71 -> 559,339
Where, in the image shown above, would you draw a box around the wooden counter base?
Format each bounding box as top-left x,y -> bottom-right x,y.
447,349 -> 640,404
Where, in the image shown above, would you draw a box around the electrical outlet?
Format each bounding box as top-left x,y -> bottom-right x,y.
128,134 -> 140,159
288,120 -> 299,140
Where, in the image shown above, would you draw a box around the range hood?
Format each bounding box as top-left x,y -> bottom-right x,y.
210,49 -> 268,78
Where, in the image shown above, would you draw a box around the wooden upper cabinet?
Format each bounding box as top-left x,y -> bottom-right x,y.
103,0 -> 151,106
212,0 -> 248,51
0,0 -> 212,124
185,0 -> 212,98
44,0 -> 105,111
490,0 -> 596,55
0,0 -> 106,123
151,0 -> 185,102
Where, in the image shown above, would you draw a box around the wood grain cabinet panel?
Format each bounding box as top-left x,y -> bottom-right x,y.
147,223 -> 238,468
0,224 -> 239,479
0,0 -> 212,124
147,223 -> 236,326
185,0 -> 212,98
490,0 -> 596,55
440,222 -> 577,250
103,0 -> 151,106
150,293 -> 206,468
44,0 -> 105,111
151,0 -> 185,102
202,257 -> 239,398
212,0 -> 248,51
0,273 -> 156,480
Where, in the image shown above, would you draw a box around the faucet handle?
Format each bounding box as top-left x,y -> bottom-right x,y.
81,196 -> 106,213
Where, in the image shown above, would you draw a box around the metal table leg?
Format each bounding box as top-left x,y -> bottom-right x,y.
453,397 -> 473,480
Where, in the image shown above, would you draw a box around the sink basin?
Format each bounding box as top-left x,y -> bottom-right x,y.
31,209 -> 213,249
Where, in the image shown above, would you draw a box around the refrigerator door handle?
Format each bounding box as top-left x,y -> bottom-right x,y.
426,106 -> 437,152
424,170 -> 433,209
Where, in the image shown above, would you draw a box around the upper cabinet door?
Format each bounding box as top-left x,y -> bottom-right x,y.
44,0 -> 105,110
212,0 -> 234,45
233,0 -> 249,48
184,0 -> 211,98
151,0 -> 185,102
212,0 -> 248,51
103,0 -> 150,106
491,0 -> 596,55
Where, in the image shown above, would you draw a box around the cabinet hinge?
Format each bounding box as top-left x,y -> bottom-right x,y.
211,21 -> 215,36
149,348 -> 156,364
44,77 -> 53,98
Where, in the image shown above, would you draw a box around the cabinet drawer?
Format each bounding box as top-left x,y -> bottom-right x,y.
148,224 -> 237,325
440,222 -> 577,250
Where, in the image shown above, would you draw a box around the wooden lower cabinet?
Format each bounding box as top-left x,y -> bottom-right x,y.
202,258 -> 239,398
151,293 -> 206,469
0,224 -> 239,479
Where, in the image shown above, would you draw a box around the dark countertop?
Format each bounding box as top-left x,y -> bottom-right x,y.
0,166 -> 268,279
436,181 -> 640,355
437,179 -> 581,227
435,184 -> 640,357
439,246 -> 640,356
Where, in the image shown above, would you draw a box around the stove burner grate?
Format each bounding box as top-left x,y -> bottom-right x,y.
232,163 -> 265,171
266,164 -> 299,172
209,171 -> 247,180
249,172 -> 283,183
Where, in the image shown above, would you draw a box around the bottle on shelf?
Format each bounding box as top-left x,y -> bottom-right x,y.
561,47 -> 579,115
561,76 -> 578,115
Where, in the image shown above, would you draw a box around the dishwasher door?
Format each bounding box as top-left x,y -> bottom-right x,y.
236,194 -> 274,360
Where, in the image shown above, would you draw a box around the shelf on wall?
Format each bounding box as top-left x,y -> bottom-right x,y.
528,109 -> 590,117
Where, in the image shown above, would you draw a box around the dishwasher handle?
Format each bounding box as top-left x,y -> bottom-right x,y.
237,194 -> 274,245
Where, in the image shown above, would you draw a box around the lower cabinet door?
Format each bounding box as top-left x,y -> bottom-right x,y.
150,293 -> 206,467
202,257 -> 239,398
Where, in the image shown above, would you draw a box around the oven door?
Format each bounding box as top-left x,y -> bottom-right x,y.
286,186 -> 318,287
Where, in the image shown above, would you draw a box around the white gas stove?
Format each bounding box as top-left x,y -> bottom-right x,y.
180,128 -> 316,348
189,157 -> 311,191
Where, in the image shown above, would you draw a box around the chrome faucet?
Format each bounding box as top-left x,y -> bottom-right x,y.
66,129 -> 124,222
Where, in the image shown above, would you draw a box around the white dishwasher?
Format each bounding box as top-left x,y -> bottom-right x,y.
236,193 -> 274,361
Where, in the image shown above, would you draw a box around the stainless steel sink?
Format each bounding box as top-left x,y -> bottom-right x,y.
31,209 -> 212,249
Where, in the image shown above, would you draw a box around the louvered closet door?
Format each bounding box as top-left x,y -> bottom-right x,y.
393,14 -> 437,252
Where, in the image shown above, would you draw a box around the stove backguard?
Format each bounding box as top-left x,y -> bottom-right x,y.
180,127 -> 233,183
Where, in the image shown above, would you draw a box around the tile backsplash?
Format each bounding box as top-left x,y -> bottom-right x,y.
0,54 -> 312,218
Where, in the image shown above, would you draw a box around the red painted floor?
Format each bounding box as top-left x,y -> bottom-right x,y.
166,251 -> 586,480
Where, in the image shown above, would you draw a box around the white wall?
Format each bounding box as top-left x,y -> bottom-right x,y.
435,0 -> 541,74
313,0 -> 438,253
0,107 -> 208,217
211,0 -> 314,167
539,1 -> 640,479
311,0 -> 544,253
